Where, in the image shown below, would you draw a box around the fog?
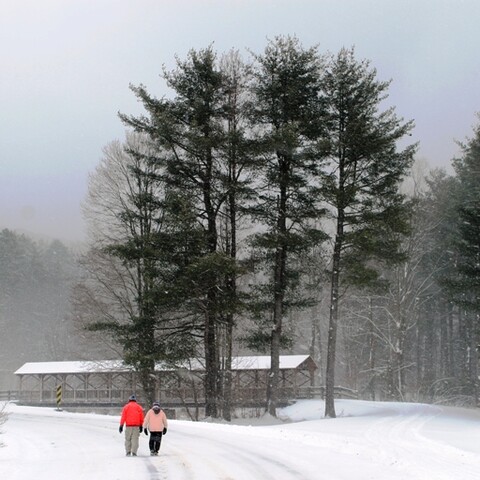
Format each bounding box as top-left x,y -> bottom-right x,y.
1,0 -> 479,242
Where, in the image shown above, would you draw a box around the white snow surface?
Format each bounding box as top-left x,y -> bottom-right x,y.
1,399 -> 480,479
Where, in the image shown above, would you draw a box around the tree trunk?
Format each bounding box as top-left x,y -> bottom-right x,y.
138,358 -> 156,406
203,142 -> 220,418
222,108 -> 239,421
466,311 -> 478,404
368,298 -> 376,401
267,319 -> 281,416
267,163 -> 288,417
267,242 -> 287,417
309,306 -> 323,387
447,302 -> 455,378
325,221 -> 343,418
204,298 -> 218,418
439,301 -> 448,378
222,320 -> 234,421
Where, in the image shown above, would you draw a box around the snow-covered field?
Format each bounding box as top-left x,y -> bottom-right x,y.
1,399 -> 480,479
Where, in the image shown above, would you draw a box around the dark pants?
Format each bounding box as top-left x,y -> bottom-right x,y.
149,431 -> 163,453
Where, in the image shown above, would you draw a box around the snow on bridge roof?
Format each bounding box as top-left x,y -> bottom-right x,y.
14,360 -> 128,375
14,355 -> 314,375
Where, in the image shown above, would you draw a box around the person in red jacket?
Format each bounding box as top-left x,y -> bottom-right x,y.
143,402 -> 168,456
119,395 -> 144,456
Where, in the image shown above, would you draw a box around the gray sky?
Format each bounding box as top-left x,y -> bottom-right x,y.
1,0 -> 479,242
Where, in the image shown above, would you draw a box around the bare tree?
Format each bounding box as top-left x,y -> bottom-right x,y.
0,402 -> 8,447
76,132 -> 202,404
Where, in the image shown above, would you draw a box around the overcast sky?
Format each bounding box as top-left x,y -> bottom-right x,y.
1,0 -> 479,243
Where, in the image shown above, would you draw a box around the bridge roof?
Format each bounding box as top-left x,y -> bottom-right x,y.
14,355 -> 315,375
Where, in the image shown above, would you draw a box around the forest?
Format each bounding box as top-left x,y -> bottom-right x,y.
1,37 -> 478,420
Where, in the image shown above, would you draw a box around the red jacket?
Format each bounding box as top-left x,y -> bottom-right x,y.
120,401 -> 144,427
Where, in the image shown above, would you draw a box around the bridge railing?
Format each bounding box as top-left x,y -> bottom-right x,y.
10,384 -> 358,408
0,391 -> 18,402
296,385 -> 358,400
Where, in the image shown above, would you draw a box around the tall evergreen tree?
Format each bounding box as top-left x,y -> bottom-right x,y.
247,36 -> 327,416
449,119 -> 480,313
321,48 -> 415,417
216,50 -> 256,420
443,120 -> 480,401
419,170 -> 459,395
120,48 -> 239,417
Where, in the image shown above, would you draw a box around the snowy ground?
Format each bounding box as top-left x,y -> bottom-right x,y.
1,399 -> 480,479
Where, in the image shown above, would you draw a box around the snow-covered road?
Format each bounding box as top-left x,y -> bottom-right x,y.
2,400 -> 480,480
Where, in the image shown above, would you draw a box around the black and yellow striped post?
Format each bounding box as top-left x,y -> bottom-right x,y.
56,385 -> 62,410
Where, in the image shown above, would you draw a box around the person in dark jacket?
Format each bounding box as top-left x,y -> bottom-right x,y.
119,395 -> 144,456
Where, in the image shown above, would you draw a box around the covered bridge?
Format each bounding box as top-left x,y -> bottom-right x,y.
14,355 -> 318,408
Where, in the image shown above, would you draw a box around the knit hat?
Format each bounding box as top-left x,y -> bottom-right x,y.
129,394 -> 136,401
152,402 -> 160,410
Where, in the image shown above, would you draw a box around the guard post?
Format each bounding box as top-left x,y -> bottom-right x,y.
56,385 -> 62,410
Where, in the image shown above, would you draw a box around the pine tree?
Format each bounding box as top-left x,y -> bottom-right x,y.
418,170 -> 459,397
216,50 -> 256,420
449,119 -> 480,313
444,119 -> 480,401
247,36 -> 327,416
120,48 -> 241,417
321,48 -> 415,417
